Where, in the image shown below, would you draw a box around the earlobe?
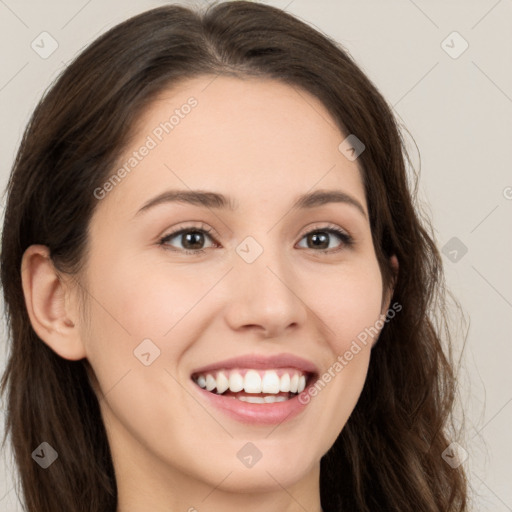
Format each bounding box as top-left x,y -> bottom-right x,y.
21,245 -> 86,361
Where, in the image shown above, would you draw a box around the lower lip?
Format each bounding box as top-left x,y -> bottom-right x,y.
192,383 -> 312,425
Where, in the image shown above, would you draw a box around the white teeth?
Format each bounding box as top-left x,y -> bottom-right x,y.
238,396 -> 266,403
298,375 -> 306,393
229,372 -> 244,392
289,374 -> 299,393
215,371 -> 229,394
280,373 -> 290,392
244,370 -> 262,393
194,369 -> 309,395
261,370 -> 280,393
205,374 -> 216,392
237,395 -> 289,403
264,395 -> 288,403
238,395 -> 289,403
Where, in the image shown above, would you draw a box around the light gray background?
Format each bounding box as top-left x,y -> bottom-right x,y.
0,1 -> 511,510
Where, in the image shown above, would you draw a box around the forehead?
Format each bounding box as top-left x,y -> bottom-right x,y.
96,75 -> 366,219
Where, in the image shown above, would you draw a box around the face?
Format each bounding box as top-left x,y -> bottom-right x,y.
78,76 -> 394,505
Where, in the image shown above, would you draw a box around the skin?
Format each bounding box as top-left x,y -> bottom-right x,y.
22,75 -> 398,512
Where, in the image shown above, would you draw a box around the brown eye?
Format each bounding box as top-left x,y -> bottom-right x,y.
160,227 -> 217,254
297,227 -> 353,252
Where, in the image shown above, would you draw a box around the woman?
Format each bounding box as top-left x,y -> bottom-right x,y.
0,1 -> 469,511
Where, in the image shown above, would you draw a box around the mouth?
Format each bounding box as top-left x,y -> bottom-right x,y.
191,368 -> 314,403
189,353 -> 319,424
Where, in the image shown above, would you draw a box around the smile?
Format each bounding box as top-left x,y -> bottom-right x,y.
189,353 -> 318,424
192,368 -> 309,403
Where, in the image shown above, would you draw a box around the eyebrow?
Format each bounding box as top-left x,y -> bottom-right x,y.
135,188 -> 367,219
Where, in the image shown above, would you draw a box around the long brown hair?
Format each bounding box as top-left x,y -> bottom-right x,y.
1,1 -> 470,510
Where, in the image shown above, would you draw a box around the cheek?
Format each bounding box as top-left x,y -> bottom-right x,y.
86,251 -> 209,339
80,252 -> 224,384
302,258 -> 384,352
301,262 -> 382,441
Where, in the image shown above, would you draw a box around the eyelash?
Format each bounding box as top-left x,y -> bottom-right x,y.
158,223 -> 354,255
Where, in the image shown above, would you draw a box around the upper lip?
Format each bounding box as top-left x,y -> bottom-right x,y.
190,353 -> 319,376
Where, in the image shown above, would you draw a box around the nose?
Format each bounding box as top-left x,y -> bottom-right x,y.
223,245 -> 308,338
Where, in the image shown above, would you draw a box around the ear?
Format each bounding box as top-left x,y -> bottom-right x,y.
372,254 -> 399,348
21,245 -> 86,360
381,254 -> 399,315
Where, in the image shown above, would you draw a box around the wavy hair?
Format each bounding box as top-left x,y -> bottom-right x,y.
1,1 -> 469,510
